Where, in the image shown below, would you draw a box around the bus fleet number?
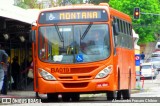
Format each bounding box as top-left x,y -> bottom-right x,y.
51,68 -> 71,73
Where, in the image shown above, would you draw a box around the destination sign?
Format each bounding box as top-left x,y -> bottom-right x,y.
39,9 -> 108,24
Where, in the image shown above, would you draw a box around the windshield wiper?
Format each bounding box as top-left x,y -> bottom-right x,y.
81,22 -> 93,40
55,24 -> 64,42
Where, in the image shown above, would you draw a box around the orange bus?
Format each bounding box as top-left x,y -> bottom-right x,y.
30,3 -> 136,101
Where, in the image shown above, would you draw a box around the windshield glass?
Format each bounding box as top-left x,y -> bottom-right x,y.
38,24 -> 110,63
148,57 -> 160,62
141,65 -> 151,69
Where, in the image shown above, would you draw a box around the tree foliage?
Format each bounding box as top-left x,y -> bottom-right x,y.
16,0 -> 160,44
109,0 -> 160,44
16,0 -> 38,9
67,0 -> 83,4
89,0 -> 110,4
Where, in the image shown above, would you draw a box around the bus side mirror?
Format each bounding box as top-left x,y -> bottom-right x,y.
29,30 -> 36,43
113,23 -> 119,36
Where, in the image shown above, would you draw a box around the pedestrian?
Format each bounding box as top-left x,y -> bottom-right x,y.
1,57 -> 10,95
20,58 -> 30,84
140,52 -> 145,63
27,60 -> 34,84
11,56 -> 20,90
0,44 -> 8,93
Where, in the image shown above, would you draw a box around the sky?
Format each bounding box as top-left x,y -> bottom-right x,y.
1,0 -> 14,5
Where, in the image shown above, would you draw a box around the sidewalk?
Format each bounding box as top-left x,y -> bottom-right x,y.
0,90 -> 36,98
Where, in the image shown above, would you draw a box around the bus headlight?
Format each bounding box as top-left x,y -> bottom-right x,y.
95,65 -> 113,79
38,68 -> 56,81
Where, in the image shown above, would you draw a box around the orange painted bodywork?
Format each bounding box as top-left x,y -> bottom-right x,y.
32,3 -> 136,94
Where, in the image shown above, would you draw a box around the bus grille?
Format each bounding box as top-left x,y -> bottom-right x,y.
57,66 -> 98,80
63,82 -> 88,88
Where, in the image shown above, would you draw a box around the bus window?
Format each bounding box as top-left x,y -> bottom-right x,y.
38,24 -> 110,63
38,29 -> 46,60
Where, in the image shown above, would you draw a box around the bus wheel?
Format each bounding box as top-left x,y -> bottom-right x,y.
106,91 -> 116,101
62,93 -> 71,102
122,71 -> 131,99
47,93 -> 59,102
35,92 -> 40,98
117,90 -> 122,100
71,93 -> 80,101
122,89 -> 130,99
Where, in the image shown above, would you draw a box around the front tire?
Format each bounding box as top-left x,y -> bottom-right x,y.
106,91 -> 116,100
122,89 -> 131,99
62,93 -> 71,102
47,93 -> 59,102
71,93 -> 80,102
117,90 -> 122,100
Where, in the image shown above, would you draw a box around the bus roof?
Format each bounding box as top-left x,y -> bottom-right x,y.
109,7 -> 131,21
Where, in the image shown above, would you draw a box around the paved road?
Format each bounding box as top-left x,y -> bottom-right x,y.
132,73 -> 160,97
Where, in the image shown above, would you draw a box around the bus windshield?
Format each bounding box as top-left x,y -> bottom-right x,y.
38,24 -> 110,63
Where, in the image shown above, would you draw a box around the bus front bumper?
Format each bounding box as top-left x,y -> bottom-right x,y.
37,74 -> 116,94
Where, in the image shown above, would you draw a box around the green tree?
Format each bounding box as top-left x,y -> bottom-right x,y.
16,0 -> 160,44
64,0 -> 109,5
109,0 -> 160,44
89,0 -> 110,4
67,0 -> 83,4
16,0 -> 39,9
16,0 -> 64,8
48,0 -> 63,7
